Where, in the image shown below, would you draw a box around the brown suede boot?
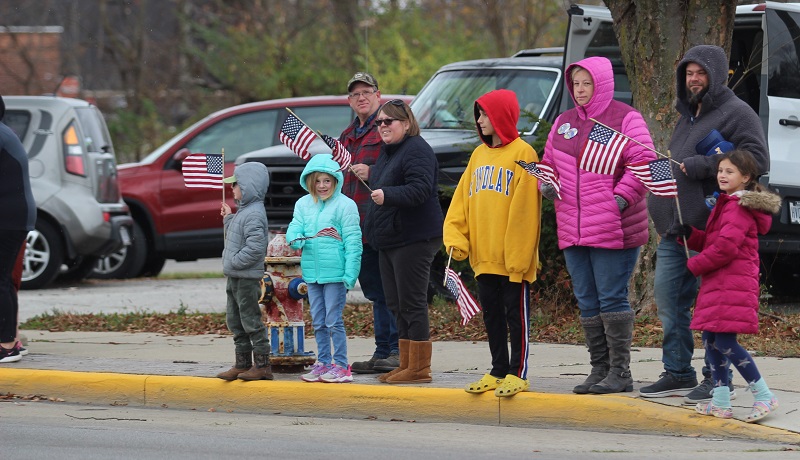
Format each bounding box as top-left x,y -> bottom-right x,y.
377,339 -> 409,383
386,340 -> 432,384
238,353 -> 274,381
216,351 -> 252,381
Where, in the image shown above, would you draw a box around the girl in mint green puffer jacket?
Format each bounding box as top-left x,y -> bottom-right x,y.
287,154 -> 362,382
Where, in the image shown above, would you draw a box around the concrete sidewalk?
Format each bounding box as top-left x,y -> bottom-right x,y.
2,330 -> 798,445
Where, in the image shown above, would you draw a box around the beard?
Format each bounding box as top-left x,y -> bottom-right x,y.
687,86 -> 708,114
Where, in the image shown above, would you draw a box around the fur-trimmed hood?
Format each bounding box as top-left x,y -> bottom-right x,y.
737,189 -> 781,214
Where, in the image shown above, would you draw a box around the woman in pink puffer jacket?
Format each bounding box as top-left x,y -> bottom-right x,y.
541,56 -> 656,395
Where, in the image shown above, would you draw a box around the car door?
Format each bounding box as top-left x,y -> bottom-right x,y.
562,4 -> 630,113
761,3 -> 800,192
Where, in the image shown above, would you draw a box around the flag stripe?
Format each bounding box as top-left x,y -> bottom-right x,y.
579,124 -> 628,175
445,267 -> 481,326
626,158 -> 678,197
181,153 -> 223,190
279,113 -> 317,161
515,160 -> 562,199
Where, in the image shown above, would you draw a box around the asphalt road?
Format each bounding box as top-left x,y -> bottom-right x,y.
3,401 -> 794,460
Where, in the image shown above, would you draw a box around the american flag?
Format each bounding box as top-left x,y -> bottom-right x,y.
445,267 -> 481,326
626,158 -> 678,197
288,226 -> 342,244
321,134 -> 352,171
515,160 -> 562,199
279,113 -> 316,161
181,153 -> 223,189
579,124 -> 628,175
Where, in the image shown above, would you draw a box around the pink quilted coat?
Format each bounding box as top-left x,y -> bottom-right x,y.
687,190 -> 780,334
542,56 -> 656,250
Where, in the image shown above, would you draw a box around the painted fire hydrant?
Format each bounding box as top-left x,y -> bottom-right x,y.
259,231 -> 315,372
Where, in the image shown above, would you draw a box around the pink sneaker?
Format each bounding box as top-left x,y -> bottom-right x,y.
319,364 -> 353,383
300,362 -> 331,382
695,401 -> 733,419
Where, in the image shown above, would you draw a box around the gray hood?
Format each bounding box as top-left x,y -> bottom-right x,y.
233,162 -> 269,206
675,45 -> 735,117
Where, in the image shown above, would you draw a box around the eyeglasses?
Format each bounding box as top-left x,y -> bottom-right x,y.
348,89 -> 376,99
375,118 -> 398,126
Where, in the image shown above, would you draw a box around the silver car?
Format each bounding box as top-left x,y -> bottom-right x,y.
2,96 -> 133,289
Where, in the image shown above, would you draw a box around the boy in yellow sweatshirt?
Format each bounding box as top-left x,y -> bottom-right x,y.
443,89 -> 542,397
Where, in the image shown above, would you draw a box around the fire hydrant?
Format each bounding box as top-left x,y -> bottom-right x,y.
259,231 -> 315,372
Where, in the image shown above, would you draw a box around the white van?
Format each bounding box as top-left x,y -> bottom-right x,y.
564,3 -> 800,264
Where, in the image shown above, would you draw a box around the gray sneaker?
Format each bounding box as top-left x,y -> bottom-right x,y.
639,372 -> 697,398
351,354 -> 380,374
683,377 -> 737,404
373,353 -> 400,372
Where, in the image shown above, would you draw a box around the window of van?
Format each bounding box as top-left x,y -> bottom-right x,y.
2,110 -> 31,143
766,9 -> 800,99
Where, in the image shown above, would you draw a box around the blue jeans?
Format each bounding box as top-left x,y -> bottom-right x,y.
654,238 -> 699,381
564,246 -> 640,318
359,244 -> 398,357
307,282 -> 348,367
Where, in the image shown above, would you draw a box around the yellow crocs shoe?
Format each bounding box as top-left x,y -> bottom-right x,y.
465,373 -> 504,394
495,374 -> 529,397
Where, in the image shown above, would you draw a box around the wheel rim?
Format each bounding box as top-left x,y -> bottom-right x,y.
94,248 -> 129,275
22,230 -> 50,282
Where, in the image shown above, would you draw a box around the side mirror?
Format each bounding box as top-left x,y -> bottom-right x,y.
171,148 -> 192,170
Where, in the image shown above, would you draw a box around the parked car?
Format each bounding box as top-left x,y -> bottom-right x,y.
2,96 -> 133,289
98,95 -> 410,279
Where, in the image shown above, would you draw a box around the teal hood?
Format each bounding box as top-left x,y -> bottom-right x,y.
299,154 -> 345,195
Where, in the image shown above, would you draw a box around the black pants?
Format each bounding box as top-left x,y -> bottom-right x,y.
0,230 -> 27,343
476,274 -> 530,379
378,238 -> 441,341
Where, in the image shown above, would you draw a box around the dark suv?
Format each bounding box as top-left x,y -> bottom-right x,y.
3,96 -> 132,289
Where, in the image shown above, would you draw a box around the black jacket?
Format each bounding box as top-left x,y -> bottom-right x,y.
0,94 -> 36,232
365,135 -> 443,249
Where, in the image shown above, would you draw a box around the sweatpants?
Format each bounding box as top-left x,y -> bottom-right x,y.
477,274 -> 530,380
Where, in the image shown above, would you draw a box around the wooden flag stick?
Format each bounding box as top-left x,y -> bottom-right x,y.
285,108 -> 373,192
667,149 -> 691,259
443,246 -> 454,287
221,147 -> 226,204
589,118 -> 681,166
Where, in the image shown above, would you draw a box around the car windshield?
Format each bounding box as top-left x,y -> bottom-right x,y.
410,67 -> 560,133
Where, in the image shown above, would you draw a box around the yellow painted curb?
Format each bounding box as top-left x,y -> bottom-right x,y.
500,392 -> 800,444
0,368 -> 146,406
145,376 -> 500,423
2,368 -> 798,444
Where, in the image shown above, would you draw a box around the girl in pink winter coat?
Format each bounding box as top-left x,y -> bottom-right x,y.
684,150 -> 780,423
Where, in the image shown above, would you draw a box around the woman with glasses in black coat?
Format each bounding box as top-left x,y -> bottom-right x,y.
364,99 -> 443,384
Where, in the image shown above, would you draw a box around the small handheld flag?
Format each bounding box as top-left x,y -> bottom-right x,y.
279,113 -> 317,160
515,160 -> 562,199
579,123 -> 628,175
445,268 -> 481,326
182,153 -> 223,189
288,226 -> 342,244
626,158 -> 678,197
321,134 -> 352,171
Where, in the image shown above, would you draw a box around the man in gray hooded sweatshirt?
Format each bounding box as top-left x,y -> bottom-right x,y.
640,45 -> 769,401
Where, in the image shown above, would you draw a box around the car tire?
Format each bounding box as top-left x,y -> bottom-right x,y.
59,256 -> 100,282
21,220 -> 64,290
139,253 -> 166,278
91,221 -> 148,279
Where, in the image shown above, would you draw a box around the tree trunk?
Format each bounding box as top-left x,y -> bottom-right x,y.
603,0 -> 738,313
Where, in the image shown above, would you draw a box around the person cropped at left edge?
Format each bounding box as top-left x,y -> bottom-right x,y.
287,154 -> 362,384
541,56 -> 656,394
0,93 -> 36,364
364,99 -> 443,385
217,161 -> 273,381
